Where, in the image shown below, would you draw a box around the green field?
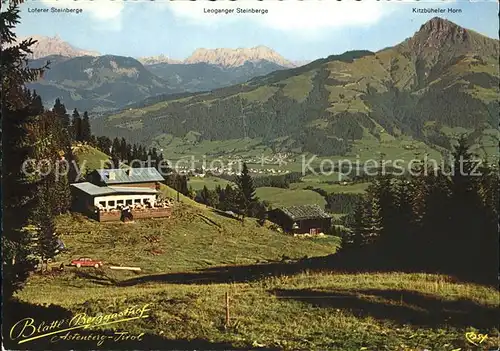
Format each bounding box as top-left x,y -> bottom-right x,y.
290,181 -> 370,194
152,135 -> 272,160
188,176 -> 233,191
73,144 -> 110,173
256,187 -> 327,208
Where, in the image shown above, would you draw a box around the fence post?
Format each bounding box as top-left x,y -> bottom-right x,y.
225,291 -> 230,327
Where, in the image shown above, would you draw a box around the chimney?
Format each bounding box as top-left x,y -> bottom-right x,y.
109,171 -> 116,180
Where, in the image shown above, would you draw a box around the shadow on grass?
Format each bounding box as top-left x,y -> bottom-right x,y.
79,247 -> 496,288
2,300 -> 277,350
270,288 -> 499,330
112,257 -> 321,287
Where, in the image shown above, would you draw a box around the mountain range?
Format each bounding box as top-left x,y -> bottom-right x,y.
139,46 -> 308,68
25,36 -> 301,112
91,17 -> 499,157
16,35 -> 100,59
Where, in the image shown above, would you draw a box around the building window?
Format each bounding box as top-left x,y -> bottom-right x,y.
126,199 -> 132,205
134,199 -> 141,204
117,200 -> 124,205
99,201 -> 106,207
108,200 -> 115,207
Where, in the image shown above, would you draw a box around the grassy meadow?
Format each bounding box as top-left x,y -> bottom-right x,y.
256,187 -> 327,208
9,185 -> 498,350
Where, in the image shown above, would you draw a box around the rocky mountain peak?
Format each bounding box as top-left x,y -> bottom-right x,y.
138,54 -> 182,65
184,46 -> 294,68
15,35 -> 100,59
397,17 -> 476,60
417,17 -> 469,47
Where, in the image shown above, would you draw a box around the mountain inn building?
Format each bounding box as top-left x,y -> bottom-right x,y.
71,167 -> 172,222
267,204 -> 332,235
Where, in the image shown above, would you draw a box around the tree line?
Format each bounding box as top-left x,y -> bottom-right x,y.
0,4 -> 187,300
2,2 -> 78,299
341,136 -> 498,284
215,171 -> 302,189
195,164 -> 268,224
306,187 -> 363,214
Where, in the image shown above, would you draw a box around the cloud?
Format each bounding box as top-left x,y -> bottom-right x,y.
165,0 -> 396,34
40,0 -> 124,21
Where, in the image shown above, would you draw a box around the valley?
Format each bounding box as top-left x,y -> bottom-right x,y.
90,18 -> 499,165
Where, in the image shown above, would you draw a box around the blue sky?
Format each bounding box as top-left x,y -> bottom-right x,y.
16,0 -> 499,61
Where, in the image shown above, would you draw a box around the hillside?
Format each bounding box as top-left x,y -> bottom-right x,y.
14,35 -> 99,59
28,55 -> 289,112
28,55 -> 175,112
95,17 -> 499,158
145,60 -> 288,93
72,144 -> 111,173
9,187 -> 499,350
52,187 -> 340,273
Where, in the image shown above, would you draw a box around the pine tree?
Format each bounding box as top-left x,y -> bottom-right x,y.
447,135 -> 483,275
476,162 -> 499,280
53,98 -> 70,130
1,1 -> 50,299
198,186 -> 219,207
81,111 -> 91,142
30,90 -> 44,115
52,160 -> 72,214
365,194 -> 383,246
350,200 -> 370,247
120,137 -> 127,160
35,177 -> 59,272
71,108 -> 82,141
111,137 -> 121,160
97,136 -> 112,154
219,184 -> 240,213
236,163 -> 256,217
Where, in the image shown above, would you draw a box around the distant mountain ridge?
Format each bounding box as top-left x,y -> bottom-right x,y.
93,17 -> 499,157
15,35 -> 100,59
27,55 -> 174,112
28,55 -> 291,112
20,35 -> 300,68
139,46 -> 302,68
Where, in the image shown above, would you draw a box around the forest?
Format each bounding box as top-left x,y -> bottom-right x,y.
339,137 -> 498,284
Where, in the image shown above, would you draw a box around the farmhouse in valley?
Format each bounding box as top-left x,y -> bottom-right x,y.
71,167 -> 172,222
267,204 -> 332,235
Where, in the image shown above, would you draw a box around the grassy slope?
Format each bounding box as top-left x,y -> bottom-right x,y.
19,269 -> 499,350
188,176 -> 233,191
290,181 -> 370,194
13,154 -> 498,350
13,186 -> 498,350
72,144 -> 111,173
256,187 -> 327,208
53,185 -> 339,274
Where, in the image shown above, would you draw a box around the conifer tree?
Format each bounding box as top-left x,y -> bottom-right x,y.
236,163 -> 256,217
111,137 -> 121,160
120,137 -> 127,160
30,90 -> 44,115
53,98 -> 70,130
35,176 -> 59,271
71,108 -> 82,141
1,0 -> 50,299
81,111 -> 91,142
350,200 -> 370,247
447,135 -> 483,274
